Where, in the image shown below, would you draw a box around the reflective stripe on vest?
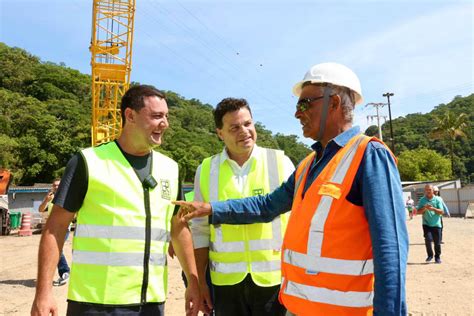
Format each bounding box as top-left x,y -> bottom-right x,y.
210,259 -> 281,273
294,153 -> 314,196
209,149 -> 283,260
202,147 -> 289,286
210,219 -> 282,253
73,224 -> 170,267
283,135 -> 373,277
68,142 -> 179,305
283,278 -> 374,308
75,224 -> 170,242
283,250 -> 373,276
73,250 -> 167,266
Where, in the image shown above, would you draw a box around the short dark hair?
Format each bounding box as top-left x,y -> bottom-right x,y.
213,98 -> 252,129
121,85 -> 166,127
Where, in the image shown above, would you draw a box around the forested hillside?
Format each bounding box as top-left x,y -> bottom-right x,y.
1,43 -> 471,185
0,43 -> 310,185
367,94 -> 473,183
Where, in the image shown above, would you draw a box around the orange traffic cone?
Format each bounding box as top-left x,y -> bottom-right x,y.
18,212 -> 33,236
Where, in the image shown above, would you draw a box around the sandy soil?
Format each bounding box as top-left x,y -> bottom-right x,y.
0,216 -> 472,315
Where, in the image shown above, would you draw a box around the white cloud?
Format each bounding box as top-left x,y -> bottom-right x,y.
340,3 -> 473,133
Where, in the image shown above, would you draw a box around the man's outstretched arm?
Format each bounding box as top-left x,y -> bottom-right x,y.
174,173 -> 295,224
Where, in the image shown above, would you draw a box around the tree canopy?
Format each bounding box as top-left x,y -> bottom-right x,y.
397,148 -> 451,181
0,43 -> 310,185
1,43 -> 471,185
379,94 -> 472,182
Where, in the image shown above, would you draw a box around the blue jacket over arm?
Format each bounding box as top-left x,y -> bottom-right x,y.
211,127 -> 408,315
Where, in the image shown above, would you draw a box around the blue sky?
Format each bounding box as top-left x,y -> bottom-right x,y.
1,0 -> 472,145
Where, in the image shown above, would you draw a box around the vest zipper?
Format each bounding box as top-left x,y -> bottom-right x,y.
140,187 -> 152,304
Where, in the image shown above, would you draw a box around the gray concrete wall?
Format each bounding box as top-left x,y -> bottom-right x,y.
441,187 -> 474,216
7,192 -> 47,227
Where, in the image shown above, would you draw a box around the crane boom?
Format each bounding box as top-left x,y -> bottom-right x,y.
90,0 -> 136,145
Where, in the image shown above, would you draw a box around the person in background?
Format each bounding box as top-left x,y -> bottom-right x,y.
38,178 -> 70,286
31,85 -> 201,316
176,62 -> 408,315
417,184 -> 444,264
406,195 -> 415,220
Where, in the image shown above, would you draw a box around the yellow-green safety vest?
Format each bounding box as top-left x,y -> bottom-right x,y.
68,142 -> 179,305
200,148 -> 289,287
47,201 -> 54,215
184,190 -> 195,202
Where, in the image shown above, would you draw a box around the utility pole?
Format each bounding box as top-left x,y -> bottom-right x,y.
383,92 -> 395,153
365,102 -> 387,141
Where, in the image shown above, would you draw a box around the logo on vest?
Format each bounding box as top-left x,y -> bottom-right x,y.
252,188 -> 264,196
160,179 -> 171,200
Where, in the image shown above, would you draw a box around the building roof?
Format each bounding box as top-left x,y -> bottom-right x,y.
8,183 -> 51,194
402,179 -> 460,191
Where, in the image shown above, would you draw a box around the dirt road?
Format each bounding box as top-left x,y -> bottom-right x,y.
0,216 -> 472,315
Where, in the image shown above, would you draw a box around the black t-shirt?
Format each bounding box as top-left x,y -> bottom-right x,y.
53,141 -> 181,213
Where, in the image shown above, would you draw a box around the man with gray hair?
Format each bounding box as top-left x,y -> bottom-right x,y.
176,62 -> 408,315
417,184 -> 444,263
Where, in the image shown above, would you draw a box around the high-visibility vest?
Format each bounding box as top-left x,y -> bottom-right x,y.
184,190 -> 195,202
68,142 -> 179,305
280,134 -> 392,316
47,200 -> 54,215
200,148 -> 289,287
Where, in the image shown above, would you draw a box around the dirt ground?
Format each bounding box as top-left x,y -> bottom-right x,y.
0,216 -> 472,315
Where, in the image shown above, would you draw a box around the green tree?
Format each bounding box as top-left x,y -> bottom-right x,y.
274,133 -> 311,165
364,125 -> 379,137
397,148 -> 451,181
380,94 -> 473,183
5,42 -> 470,186
0,134 -> 19,171
431,111 -> 468,178
0,43 -> 38,92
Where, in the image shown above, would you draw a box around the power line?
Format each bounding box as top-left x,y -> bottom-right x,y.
129,8 -> 293,118
141,2 -> 290,107
174,0 -> 240,55
365,102 -> 387,141
135,3 -> 293,115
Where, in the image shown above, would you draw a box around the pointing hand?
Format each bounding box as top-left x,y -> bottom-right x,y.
173,201 -> 212,222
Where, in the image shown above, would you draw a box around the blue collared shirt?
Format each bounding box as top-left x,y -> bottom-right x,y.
211,126 -> 408,315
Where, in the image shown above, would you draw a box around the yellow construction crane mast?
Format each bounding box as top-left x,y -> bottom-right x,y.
90,0 -> 136,145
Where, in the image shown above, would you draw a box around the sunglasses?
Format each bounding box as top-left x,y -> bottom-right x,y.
296,95 -> 332,112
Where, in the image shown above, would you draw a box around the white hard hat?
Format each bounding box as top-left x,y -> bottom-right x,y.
433,186 -> 439,191
292,62 -> 364,105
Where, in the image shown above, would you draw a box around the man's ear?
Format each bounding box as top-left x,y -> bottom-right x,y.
331,94 -> 342,109
124,107 -> 135,125
216,128 -> 224,141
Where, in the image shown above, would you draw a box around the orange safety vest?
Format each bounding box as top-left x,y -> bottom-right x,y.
280,134 -> 392,316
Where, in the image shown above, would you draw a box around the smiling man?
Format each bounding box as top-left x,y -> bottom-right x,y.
176,63 -> 408,315
31,85 -> 200,316
190,98 -> 295,316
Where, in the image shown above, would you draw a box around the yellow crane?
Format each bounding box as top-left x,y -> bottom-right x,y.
90,0 -> 136,145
